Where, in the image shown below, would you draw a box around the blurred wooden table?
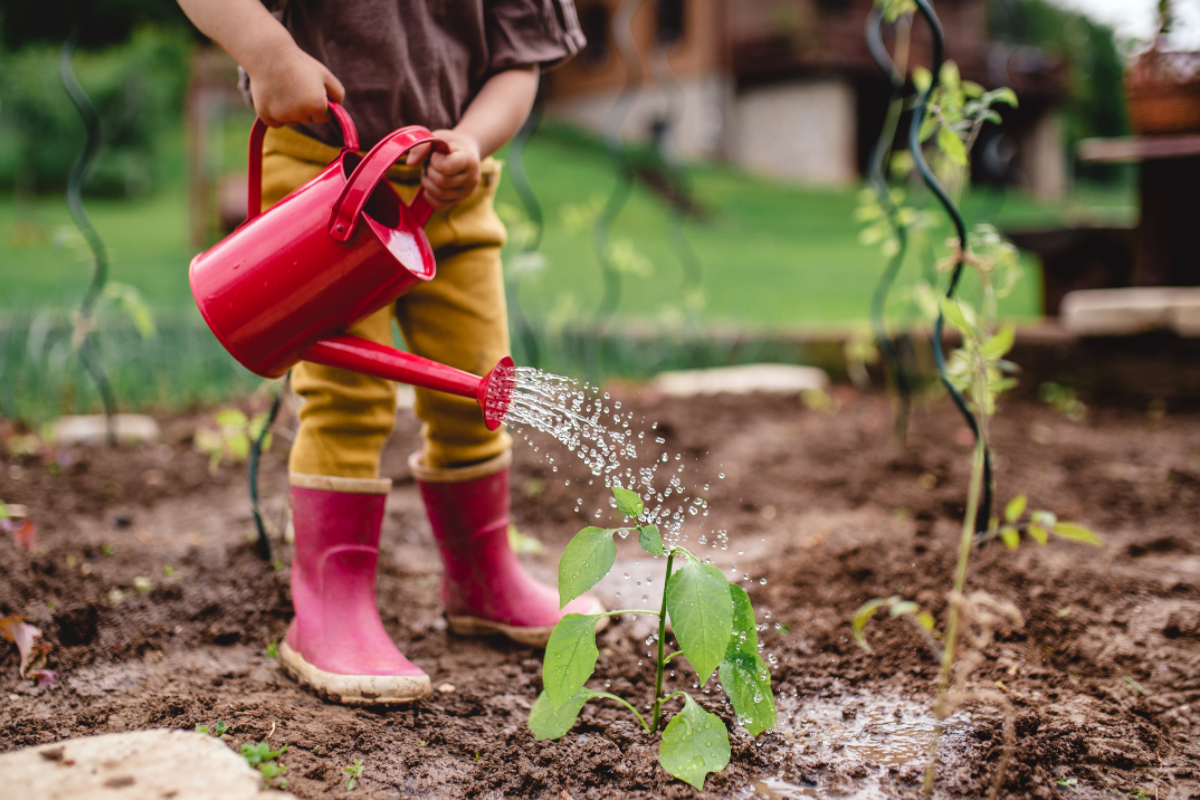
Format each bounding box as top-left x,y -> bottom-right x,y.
1079,134 -> 1200,287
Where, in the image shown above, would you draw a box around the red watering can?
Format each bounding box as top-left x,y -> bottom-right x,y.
189,103 -> 514,430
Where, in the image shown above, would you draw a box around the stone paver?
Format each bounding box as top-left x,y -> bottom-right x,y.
651,363 -> 829,397
0,729 -> 296,800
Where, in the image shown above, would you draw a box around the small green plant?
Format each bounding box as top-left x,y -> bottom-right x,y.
240,741 -> 288,789
1057,777 -> 1078,789
343,759 -> 364,791
266,640 -> 279,660
195,720 -> 229,736
529,486 -> 775,790
1040,382 -> 1088,423
194,408 -> 273,475
852,11 -> 1101,795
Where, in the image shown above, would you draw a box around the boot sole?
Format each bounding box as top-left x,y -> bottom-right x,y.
447,598 -> 610,648
279,642 -> 432,706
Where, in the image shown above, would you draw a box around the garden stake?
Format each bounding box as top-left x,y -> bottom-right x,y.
248,379 -> 285,561
908,0 -> 993,535
646,35 -> 704,313
865,4 -> 917,442
60,22 -> 118,447
591,0 -> 644,335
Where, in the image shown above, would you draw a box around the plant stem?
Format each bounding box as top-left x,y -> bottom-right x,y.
591,691 -> 651,732
923,375 -> 989,798
650,550 -> 675,733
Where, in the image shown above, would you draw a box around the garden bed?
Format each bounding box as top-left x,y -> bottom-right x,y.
1,389 -> 1198,798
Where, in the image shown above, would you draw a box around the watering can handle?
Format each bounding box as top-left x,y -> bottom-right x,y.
245,101 -> 359,223
328,126 -> 450,243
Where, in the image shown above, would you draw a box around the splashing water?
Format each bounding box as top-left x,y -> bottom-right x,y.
500,366 -> 725,552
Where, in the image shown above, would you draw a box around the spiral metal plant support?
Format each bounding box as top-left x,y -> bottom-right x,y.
909,0 -> 993,533
248,381 -> 285,561
646,32 -> 704,310
505,103 -> 546,367
60,23 -> 119,447
865,5 -> 916,442
592,0 -> 645,329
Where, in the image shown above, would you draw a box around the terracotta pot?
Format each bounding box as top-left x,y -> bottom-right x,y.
1126,49 -> 1200,135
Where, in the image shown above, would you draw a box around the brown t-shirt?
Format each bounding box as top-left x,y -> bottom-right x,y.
272,0 -> 584,148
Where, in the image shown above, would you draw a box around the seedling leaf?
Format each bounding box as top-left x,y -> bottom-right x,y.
720,584 -> 775,735
1028,524 -> 1048,545
611,486 -> 644,518
665,558 -> 733,685
982,324 -> 1016,360
1000,525 -> 1020,550
852,598 -> 888,652
1052,522 -> 1102,546
216,409 -> 248,429
937,126 -> 969,166
543,614 -> 602,707
638,525 -> 664,557
939,297 -> 970,334
558,527 -> 616,609
659,694 -> 731,789
1004,494 -> 1027,523
529,689 -> 597,740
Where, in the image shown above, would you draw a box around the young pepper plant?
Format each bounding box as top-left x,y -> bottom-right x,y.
528,486 -> 775,790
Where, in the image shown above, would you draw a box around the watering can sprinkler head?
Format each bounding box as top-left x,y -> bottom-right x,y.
188,103 -> 514,429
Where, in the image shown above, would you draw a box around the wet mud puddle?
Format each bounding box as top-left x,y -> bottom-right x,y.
749,694 -> 973,799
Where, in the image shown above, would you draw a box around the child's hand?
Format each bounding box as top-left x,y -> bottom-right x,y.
410,130 -> 482,209
248,44 -> 345,128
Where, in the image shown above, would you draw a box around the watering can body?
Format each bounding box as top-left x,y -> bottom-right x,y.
189,103 -> 512,429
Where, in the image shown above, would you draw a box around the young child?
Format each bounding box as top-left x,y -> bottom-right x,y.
177,0 -> 604,705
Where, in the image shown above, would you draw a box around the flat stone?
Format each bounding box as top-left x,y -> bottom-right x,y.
0,729 -> 296,800
1061,287 -> 1200,337
1169,295 -> 1200,338
651,363 -> 829,397
54,414 -> 161,447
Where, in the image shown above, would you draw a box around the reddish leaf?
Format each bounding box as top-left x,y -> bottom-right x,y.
12,519 -> 37,552
0,615 -> 53,682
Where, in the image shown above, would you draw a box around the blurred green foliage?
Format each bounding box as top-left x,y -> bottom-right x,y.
0,27 -> 191,196
990,0 -> 1130,182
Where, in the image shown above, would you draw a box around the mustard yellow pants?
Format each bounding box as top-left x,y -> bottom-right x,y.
260,126 -> 513,477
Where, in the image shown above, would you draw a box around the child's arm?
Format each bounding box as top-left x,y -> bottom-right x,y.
177,0 -> 344,127
417,66 -> 540,209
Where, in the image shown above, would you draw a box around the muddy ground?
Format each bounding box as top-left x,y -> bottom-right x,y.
1,387 -> 1198,799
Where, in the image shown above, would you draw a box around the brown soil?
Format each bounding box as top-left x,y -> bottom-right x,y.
1,389 -> 1198,799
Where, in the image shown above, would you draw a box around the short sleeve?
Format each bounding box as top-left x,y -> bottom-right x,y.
486,0 -> 587,73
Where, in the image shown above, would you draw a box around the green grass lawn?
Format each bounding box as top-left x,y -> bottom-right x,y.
0,121 -> 1135,423
0,122 -> 1135,326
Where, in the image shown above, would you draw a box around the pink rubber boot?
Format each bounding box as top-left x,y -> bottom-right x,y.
409,451 -> 607,647
279,473 -> 431,705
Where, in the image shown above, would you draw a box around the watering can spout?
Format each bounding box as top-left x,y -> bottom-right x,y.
302,336 -> 515,431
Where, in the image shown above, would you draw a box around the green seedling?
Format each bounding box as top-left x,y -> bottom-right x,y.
343,759 -> 364,791
1057,777 -> 1078,789
851,21 -> 1102,798
1040,382 -> 1088,423
529,486 -> 775,790
196,720 -> 229,736
194,408 -> 273,475
266,640 -> 279,659
240,741 -> 288,789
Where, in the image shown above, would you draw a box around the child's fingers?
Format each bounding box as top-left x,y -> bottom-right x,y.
430,148 -> 472,176
425,164 -> 473,190
406,142 -> 432,166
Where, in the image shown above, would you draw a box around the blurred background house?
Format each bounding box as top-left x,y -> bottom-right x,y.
544,0 -> 1070,197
